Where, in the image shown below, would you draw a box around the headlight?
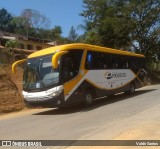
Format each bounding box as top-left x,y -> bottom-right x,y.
47,85 -> 63,97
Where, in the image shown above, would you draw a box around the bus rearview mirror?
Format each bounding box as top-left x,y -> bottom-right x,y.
52,51 -> 68,69
12,59 -> 26,74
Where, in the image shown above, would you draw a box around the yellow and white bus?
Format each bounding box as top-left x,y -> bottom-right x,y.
12,43 -> 149,108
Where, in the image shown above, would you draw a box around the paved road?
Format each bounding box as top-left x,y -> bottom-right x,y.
0,84 -> 160,141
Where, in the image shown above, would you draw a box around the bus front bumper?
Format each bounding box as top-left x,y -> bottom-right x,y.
24,93 -> 64,108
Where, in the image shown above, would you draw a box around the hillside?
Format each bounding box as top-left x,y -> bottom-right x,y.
0,65 -> 24,112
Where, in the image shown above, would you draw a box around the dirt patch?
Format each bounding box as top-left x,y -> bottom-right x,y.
0,65 -> 24,112
66,122 -> 160,149
113,122 -> 160,140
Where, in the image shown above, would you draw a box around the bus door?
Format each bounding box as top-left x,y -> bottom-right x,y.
60,50 -> 84,102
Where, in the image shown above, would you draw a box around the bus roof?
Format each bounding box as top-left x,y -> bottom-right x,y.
28,43 -> 145,58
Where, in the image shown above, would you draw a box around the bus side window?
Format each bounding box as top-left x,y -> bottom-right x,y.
112,55 -> 118,69
85,52 -> 92,70
130,57 -> 139,69
105,54 -> 112,69
129,57 -> 135,69
85,51 -> 105,70
98,53 -> 106,69
125,56 -> 129,68
120,56 -> 128,69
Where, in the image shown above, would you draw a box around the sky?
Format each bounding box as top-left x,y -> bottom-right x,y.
0,0 -> 84,37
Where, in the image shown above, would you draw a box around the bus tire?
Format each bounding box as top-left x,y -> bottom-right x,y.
84,92 -> 94,107
126,83 -> 135,94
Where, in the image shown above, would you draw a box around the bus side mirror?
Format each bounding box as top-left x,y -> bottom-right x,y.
52,51 -> 68,69
12,59 -> 26,74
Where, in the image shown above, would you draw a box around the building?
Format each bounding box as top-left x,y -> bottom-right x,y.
0,30 -> 55,51
0,30 -> 57,62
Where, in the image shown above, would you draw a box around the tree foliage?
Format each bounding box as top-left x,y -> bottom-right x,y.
10,16 -> 26,35
68,26 -> 79,42
128,0 -> 160,60
81,0 -> 132,49
0,8 -> 66,42
21,9 -> 50,29
20,9 -> 51,36
0,8 -> 13,32
0,8 -> 82,44
81,0 -> 160,60
5,40 -> 19,49
51,26 -> 62,40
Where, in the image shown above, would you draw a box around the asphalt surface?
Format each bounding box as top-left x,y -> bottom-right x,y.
0,84 -> 160,142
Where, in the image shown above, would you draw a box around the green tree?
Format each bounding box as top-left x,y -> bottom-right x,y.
21,9 -> 51,29
0,8 -> 13,32
10,16 -> 26,35
51,26 -> 62,40
21,9 -> 51,36
77,20 -> 99,44
81,0 -> 132,49
128,0 -> 160,61
81,0 -> 160,59
68,26 -> 79,42
5,40 -> 19,49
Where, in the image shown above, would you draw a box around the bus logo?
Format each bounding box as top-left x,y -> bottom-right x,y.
104,71 -> 126,80
104,72 -> 112,79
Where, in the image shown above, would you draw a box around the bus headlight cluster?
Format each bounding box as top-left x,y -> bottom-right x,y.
47,85 -> 63,97
52,89 -> 63,96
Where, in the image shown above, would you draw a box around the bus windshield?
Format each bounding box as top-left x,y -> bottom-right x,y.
23,54 -> 59,91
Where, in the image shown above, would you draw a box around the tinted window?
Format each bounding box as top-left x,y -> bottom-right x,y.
85,50 -> 145,70
85,51 -> 112,70
61,50 -> 83,83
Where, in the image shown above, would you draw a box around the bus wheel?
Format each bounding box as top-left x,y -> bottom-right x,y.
84,92 -> 94,107
126,83 -> 135,94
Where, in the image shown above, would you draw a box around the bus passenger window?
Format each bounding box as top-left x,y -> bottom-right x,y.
85,51 -> 105,70
98,53 -> 105,69
85,53 -> 92,69
105,54 -> 112,69
112,55 -> 118,69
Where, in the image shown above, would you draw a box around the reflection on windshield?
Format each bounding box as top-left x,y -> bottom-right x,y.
23,54 -> 59,91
